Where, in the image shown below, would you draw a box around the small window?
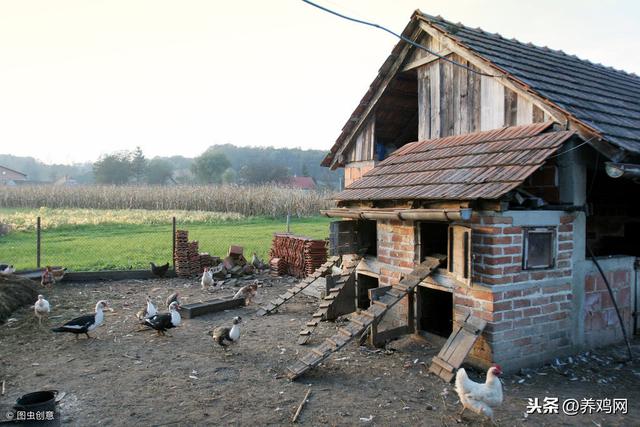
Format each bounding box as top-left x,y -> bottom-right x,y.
523,227 -> 555,270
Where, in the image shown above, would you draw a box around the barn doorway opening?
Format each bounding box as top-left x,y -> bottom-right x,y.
417,286 -> 453,338
357,274 -> 379,309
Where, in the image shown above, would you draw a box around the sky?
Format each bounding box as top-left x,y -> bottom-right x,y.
0,0 -> 638,165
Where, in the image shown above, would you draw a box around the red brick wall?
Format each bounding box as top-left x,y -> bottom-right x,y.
470,213 -> 574,286
376,219 -> 416,329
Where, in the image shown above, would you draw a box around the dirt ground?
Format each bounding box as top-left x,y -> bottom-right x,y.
0,275 -> 638,426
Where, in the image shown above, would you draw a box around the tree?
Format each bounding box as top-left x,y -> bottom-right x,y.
130,146 -> 147,183
221,167 -> 237,184
93,152 -> 133,185
301,163 -> 310,177
191,151 -> 231,184
146,158 -> 174,185
239,160 -> 289,184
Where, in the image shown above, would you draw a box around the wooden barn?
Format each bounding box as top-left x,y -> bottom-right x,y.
320,11 -> 640,374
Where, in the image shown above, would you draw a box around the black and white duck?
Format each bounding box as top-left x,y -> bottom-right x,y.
211,316 -> 242,347
144,301 -> 181,336
51,300 -> 110,339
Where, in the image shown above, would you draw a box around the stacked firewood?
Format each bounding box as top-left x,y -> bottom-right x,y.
269,233 -> 327,278
174,230 -> 191,277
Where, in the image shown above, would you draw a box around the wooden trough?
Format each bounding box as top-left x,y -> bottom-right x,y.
181,297 -> 245,319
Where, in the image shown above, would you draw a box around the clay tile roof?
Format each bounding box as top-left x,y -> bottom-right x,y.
335,123 -> 575,201
287,176 -> 316,190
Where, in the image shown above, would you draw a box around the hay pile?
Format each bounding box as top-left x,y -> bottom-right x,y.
0,274 -> 39,323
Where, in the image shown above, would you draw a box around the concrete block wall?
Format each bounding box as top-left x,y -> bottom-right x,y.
583,266 -> 634,348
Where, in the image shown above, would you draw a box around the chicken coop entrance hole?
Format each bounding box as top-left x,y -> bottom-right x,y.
418,222 -> 449,262
417,286 -> 453,338
357,274 -> 379,309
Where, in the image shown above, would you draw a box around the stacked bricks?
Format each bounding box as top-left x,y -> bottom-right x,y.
174,230 -> 190,277
188,241 -> 200,276
270,234 -> 327,278
583,269 -> 633,348
470,213 -> 574,286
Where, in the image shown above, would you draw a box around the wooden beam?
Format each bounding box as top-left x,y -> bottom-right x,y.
401,49 -> 452,72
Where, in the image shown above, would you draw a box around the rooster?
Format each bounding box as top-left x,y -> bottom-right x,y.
455,365 -> 503,420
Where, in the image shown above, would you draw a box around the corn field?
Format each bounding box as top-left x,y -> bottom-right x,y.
0,185 -> 336,217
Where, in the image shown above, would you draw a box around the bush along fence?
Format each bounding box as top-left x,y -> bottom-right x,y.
0,215 -> 329,273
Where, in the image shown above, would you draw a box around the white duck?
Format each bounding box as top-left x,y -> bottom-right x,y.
136,296 -> 158,321
201,267 -> 214,289
33,295 -> 51,325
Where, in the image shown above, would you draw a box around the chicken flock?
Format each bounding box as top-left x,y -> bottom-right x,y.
16,255 -> 503,421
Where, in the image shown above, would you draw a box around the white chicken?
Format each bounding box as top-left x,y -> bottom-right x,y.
201,267 -> 214,289
455,365 -> 503,420
34,295 -> 51,325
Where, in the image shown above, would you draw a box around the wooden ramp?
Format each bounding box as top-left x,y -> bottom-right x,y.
286,256 -> 443,380
256,256 -> 340,317
297,257 -> 360,345
429,309 -> 487,382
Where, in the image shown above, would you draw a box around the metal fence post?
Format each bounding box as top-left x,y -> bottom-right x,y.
172,216 -> 176,271
36,216 -> 41,269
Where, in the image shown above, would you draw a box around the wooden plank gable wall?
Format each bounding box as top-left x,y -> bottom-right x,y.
342,32 -> 552,181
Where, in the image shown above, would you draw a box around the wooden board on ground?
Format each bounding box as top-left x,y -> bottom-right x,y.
429,308 -> 487,382
181,297 -> 245,319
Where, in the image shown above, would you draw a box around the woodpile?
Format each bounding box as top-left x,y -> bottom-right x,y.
269,234 -> 327,278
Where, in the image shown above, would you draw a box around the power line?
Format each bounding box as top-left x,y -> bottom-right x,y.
301,0 -> 502,78
547,137 -> 595,159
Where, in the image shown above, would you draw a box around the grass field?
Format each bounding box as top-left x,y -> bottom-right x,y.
0,208 -> 332,271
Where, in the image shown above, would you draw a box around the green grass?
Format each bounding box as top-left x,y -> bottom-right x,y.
0,210 -> 332,271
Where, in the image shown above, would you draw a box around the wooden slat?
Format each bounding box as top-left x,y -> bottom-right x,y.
429,312 -> 487,382
287,258 -> 441,380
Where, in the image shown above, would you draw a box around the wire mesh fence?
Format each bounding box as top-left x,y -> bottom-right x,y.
0,214 -> 331,272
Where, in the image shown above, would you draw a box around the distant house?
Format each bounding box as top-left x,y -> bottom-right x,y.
0,165 -> 27,186
54,175 -> 78,186
286,176 -> 316,190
